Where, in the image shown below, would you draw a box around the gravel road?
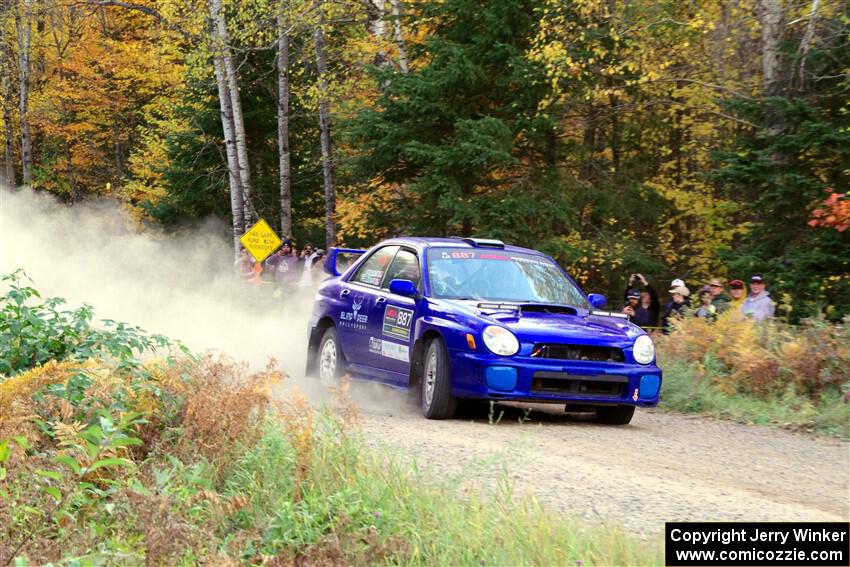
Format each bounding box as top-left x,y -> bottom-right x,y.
345,385 -> 849,537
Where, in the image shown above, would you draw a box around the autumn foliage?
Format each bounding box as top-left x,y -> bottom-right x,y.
809,191 -> 850,233
657,313 -> 850,400
1,0 -> 848,318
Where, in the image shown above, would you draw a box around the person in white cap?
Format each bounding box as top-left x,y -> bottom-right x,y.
661,285 -> 690,333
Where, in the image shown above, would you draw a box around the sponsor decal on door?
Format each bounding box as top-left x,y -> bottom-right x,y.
369,337 -> 409,362
340,293 -> 369,330
382,306 -> 413,340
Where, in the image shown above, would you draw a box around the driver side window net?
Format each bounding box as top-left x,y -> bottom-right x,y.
382,249 -> 421,289
351,246 -> 399,287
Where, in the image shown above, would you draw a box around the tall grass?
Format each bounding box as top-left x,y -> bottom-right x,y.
656,314 -> 850,438
1,358 -> 663,565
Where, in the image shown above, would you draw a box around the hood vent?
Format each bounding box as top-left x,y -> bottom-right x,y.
520,304 -> 578,316
476,303 -> 579,317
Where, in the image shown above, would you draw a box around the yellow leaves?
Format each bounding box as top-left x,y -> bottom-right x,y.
53,420 -> 86,448
0,360 -> 98,441
660,314 -> 850,400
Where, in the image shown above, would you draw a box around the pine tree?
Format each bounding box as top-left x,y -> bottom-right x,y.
347,0 -> 556,237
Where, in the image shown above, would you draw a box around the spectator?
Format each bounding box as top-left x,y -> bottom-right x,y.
235,249 -> 255,280
264,243 -> 285,273
314,250 -> 327,279
623,288 -> 640,318
268,240 -> 300,285
695,285 -> 717,321
622,273 -> 659,330
741,274 -> 775,323
299,247 -> 325,287
669,278 -> 691,307
249,261 -> 264,286
728,279 -> 747,311
662,285 -> 690,333
708,278 -> 731,313
300,243 -> 316,262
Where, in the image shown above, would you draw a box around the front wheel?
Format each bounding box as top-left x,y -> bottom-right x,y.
317,327 -> 344,386
596,405 -> 635,425
421,338 -> 457,419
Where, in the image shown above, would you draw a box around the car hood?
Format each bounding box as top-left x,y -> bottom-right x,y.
438,299 -> 639,346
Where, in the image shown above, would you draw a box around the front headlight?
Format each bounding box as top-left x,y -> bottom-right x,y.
482,325 -> 520,356
633,335 -> 655,365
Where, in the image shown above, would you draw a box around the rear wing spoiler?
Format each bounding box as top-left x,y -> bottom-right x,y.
324,247 -> 367,276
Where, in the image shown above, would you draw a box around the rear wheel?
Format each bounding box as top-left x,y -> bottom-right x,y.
317,327 -> 344,386
421,338 -> 457,419
596,405 -> 635,425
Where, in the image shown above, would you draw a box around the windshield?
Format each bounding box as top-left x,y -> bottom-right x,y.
426,248 -> 590,308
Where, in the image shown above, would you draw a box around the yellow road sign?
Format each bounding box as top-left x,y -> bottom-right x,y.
240,219 -> 282,263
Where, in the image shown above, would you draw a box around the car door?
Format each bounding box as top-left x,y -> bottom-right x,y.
337,245 -> 399,371
361,247 -> 421,382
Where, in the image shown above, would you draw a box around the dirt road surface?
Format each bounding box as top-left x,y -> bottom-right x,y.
344,385 -> 849,538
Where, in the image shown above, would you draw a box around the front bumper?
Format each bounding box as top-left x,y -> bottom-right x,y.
447,350 -> 662,407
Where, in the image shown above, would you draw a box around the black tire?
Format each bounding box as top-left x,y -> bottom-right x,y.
316,327 -> 345,386
596,405 -> 636,425
421,338 -> 457,419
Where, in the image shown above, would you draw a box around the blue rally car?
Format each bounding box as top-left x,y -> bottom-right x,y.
305,237 -> 662,423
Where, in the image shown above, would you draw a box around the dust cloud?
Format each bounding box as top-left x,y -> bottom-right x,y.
0,186 -> 313,377
0,186 -> 417,414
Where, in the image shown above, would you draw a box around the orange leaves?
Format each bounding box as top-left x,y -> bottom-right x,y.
809,191 -> 850,232
24,2 -> 183,197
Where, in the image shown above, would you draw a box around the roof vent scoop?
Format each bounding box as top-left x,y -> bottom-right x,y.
451,237 -> 505,249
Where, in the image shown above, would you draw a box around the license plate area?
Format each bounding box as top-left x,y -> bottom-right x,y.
530,371 -> 628,397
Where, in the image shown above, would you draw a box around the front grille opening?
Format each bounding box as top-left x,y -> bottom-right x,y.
531,343 -> 625,363
531,372 -> 627,397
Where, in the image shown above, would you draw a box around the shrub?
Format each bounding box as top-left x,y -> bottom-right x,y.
657,313 -> 850,398
0,270 -> 181,377
656,314 -> 850,437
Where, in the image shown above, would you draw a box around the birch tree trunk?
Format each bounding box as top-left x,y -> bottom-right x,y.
2,72 -> 14,187
210,0 -> 254,227
277,5 -> 292,239
796,0 -> 821,87
759,0 -> 782,94
367,0 -> 387,67
15,0 -> 32,186
209,0 -> 244,257
314,7 -> 336,247
213,7 -> 254,227
389,0 -> 408,73
1,2 -> 16,187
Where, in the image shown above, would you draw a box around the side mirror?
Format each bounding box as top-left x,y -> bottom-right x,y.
389,279 -> 418,297
587,293 -> 607,309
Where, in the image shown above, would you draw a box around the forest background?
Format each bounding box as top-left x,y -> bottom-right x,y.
0,0 -> 848,321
